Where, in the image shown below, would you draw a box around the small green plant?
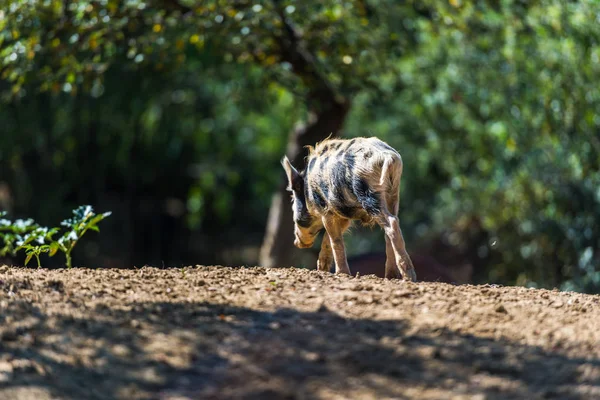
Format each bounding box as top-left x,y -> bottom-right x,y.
20,244 -> 51,268
0,206 -> 111,268
0,213 -> 39,258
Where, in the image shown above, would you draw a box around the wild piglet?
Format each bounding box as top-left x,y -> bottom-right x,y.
282,136 -> 417,281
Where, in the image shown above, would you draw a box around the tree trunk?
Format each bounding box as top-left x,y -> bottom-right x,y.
258,2 -> 353,268
259,100 -> 349,268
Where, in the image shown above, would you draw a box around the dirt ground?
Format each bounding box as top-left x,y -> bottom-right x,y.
0,265 -> 599,400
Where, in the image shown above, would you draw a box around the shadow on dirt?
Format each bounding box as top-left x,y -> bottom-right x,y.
0,298 -> 598,399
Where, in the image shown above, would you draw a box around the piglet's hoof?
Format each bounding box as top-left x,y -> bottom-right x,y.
335,268 -> 352,275
317,259 -> 332,272
404,268 -> 417,282
385,268 -> 403,280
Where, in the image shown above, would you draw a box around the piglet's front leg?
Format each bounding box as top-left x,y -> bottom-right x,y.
317,231 -> 334,272
323,216 -> 351,275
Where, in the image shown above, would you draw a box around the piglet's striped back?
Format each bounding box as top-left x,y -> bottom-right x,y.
304,137 -> 403,225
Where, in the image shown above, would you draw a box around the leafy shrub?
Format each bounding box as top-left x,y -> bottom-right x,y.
0,206 -> 111,268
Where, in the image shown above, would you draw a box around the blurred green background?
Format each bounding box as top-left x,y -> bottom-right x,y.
1,0 -> 599,293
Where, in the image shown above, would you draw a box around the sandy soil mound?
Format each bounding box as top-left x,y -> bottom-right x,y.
0,265 -> 599,400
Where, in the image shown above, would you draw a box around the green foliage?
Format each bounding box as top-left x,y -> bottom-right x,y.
0,213 -> 40,258
345,0 -> 600,292
0,206 -> 111,268
0,0 -> 420,100
56,205 -> 112,268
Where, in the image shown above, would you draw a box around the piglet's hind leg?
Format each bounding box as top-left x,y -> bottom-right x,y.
377,212 -> 416,282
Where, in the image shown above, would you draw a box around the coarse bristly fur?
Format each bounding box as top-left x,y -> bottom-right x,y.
282,136 -> 417,281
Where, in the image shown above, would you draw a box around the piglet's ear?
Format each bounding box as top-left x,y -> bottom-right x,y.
281,156 -> 301,192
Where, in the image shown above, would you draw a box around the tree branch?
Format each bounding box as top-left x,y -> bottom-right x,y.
271,1 -> 347,110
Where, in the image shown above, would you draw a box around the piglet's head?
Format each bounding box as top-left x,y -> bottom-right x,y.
282,156 -> 321,248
